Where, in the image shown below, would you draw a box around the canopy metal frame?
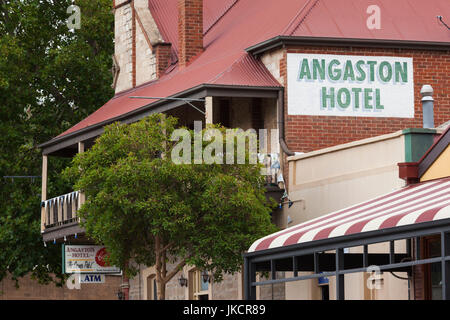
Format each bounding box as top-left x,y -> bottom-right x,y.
243,219 -> 450,300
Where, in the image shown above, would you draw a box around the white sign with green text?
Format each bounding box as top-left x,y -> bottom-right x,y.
287,53 -> 414,118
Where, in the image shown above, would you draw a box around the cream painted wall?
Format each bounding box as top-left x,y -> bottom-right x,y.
285,273 -> 321,300
286,131 -> 406,227
282,131 -> 410,300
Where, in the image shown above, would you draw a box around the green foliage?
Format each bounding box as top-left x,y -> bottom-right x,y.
63,114 -> 278,287
0,0 -> 114,286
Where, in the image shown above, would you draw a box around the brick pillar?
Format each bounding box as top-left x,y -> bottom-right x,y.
178,0 -> 203,68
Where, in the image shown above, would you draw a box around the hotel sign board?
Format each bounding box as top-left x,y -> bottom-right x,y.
287,53 -> 414,118
63,245 -> 121,274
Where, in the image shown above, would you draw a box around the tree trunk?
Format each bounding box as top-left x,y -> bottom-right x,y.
154,236 -> 188,300
156,279 -> 166,300
155,235 -> 166,300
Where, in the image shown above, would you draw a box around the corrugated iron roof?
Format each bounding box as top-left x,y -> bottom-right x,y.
287,0 -> 450,42
148,0 -> 178,53
55,0 -> 450,139
204,0 -> 239,35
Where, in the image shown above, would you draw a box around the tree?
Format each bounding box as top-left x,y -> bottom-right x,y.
63,114 -> 278,299
0,0 -> 114,286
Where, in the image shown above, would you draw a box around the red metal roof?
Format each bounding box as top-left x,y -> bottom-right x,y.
57,0 -> 450,139
287,0 -> 450,42
249,177 -> 450,252
148,0 -> 178,53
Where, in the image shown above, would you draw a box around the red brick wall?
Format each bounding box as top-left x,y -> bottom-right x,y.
178,0 -> 203,68
280,46 -> 450,153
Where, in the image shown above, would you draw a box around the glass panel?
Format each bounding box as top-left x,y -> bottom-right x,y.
428,239 -> 442,300
429,240 -> 441,258
430,262 -> 442,300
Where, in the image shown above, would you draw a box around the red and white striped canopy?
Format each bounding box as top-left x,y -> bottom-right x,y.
249,177 -> 450,252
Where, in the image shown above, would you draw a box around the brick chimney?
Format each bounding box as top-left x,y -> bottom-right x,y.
178,0 -> 204,68
154,43 -> 172,78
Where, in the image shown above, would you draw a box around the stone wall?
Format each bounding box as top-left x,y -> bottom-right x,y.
128,263 -> 245,300
113,0 -> 164,93
114,2 -> 133,93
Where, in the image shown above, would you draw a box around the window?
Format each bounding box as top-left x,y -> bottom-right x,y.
423,236 -> 442,300
251,98 -> 264,131
219,99 -> 231,128
189,270 -> 209,300
147,275 -> 157,300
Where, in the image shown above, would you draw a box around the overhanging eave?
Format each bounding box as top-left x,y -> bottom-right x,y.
38,84 -> 282,156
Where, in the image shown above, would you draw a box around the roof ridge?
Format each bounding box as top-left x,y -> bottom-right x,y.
282,0 -> 320,36
203,0 -> 240,36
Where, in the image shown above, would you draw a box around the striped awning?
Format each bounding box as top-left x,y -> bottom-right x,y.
249,177 -> 450,252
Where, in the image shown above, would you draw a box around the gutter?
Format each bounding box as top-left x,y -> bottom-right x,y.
246,36 -> 450,56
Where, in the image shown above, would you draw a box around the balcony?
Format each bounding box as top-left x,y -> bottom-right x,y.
41,191 -> 86,243
40,152 -> 283,242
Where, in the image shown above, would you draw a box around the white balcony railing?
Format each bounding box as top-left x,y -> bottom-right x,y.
41,191 -> 83,229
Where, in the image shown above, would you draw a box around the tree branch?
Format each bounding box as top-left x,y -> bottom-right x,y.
163,256 -> 190,284
161,241 -> 173,253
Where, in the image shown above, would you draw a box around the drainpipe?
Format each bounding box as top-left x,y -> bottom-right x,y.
421,85 -> 434,129
278,89 -> 295,157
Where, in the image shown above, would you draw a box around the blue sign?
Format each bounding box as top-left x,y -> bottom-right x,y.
79,274 -> 105,284
318,273 -> 329,286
